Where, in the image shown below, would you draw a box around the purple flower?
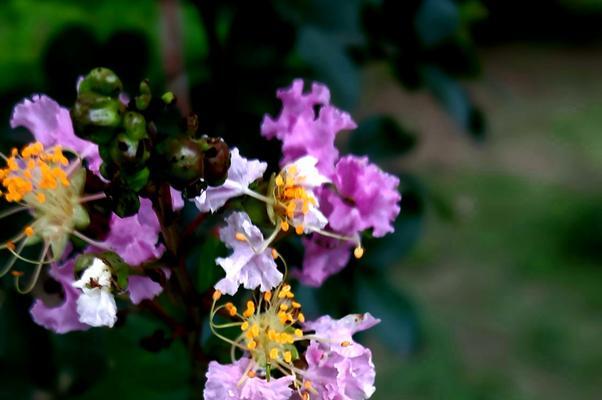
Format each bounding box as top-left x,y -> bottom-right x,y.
204,358 -> 293,400
30,258 -> 89,334
93,198 -> 166,303
326,156 -> 401,238
214,212 -> 282,296
261,79 -> 356,176
303,341 -> 376,400
195,148 -> 267,213
10,95 -> 101,173
301,313 -> 380,399
296,236 -> 352,287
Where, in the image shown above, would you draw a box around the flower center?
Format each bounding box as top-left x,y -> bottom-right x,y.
272,165 -> 316,234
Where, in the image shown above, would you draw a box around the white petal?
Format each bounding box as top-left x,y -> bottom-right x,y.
76,289 -> 117,327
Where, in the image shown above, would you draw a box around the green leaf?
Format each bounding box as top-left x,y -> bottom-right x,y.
415,0 -> 460,47
195,235 -> 227,294
349,115 -> 417,159
297,26 -> 360,109
422,66 -> 486,140
356,273 -> 421,356
70,314 -> 190,400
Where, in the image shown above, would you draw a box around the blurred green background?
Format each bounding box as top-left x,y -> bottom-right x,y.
0,1 -> 601,399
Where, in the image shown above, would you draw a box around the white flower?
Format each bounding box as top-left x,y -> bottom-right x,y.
195,148 -> 267,213
72,258 -> 117,328
214,212 -> 283,296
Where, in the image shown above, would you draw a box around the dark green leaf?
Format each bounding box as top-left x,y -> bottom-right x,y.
422,66 -> 486,139
195,235 -> 227,294
356,273 -> 421,356
297,26 -> 360,109
415,0 -> 460,47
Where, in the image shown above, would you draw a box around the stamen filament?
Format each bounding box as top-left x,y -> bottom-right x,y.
14,243 -> 49,294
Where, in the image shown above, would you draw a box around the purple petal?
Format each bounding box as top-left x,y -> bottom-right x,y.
11,95 -> 101,173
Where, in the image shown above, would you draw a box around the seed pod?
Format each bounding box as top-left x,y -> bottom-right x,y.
202,136 -> 231,187
109,133 -> 150,170
156,135 -> 205,189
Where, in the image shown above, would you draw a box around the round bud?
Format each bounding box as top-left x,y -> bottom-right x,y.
156,136 -> 205,189
123,111 -> 148,141
78,67 -> 123,97
202,136 -> 231,187
109,133 -> 150,170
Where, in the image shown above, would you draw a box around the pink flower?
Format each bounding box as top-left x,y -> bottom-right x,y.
261,79 -> 356,177
326,156 -> 401,238
302,313 -> 380,399
204,358 -> 293,400
10,95 -> 101,173
214,212 -> 282,295
30,258 -> 89,334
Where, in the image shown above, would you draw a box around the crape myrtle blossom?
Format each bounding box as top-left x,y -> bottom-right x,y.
72,257 -> 117,328
261,79 -> 356,177
207,285 -> 379,399
326,156 -> 401,238
260,79 -> 401,285
214,211 -> 282,296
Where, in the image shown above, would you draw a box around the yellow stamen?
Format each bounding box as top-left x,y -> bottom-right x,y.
241,321 -> 249,331
269,348 -> 279,360
283,351 -> 292,363
294,328 -> 303,337
298,313 -> 305,323
353,246 -> 364,259
235,232 -> 247,242
24,226 -> 34,237
280,220 -> 289,232
212,290 -> 222,301
295,224 -> 304,235
264,291 -> 272,302
247,340 -> 257,350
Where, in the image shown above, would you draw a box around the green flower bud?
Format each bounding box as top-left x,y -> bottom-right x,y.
135,80 -> 152,111
78,67 -> 123,97
202,136 -> 231,187
109,133 -> 150,170
123,111 -> 148,141
71,93 -> 123,144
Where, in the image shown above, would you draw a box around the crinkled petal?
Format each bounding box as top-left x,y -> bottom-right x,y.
204,358 -> 293,400
127,275 -> 164,305
75,289 -> 117,328
30,259 -> 89,334
261,79 -> 356,176
195,148 -> 267,213
214,212 -> 282,295
296,237 -> 352,287
328,156 -> 401,237
95,198 -> 165,266
10,95 -> 101,173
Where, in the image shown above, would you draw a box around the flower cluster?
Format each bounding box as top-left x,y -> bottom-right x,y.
1,73 -> 401,400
